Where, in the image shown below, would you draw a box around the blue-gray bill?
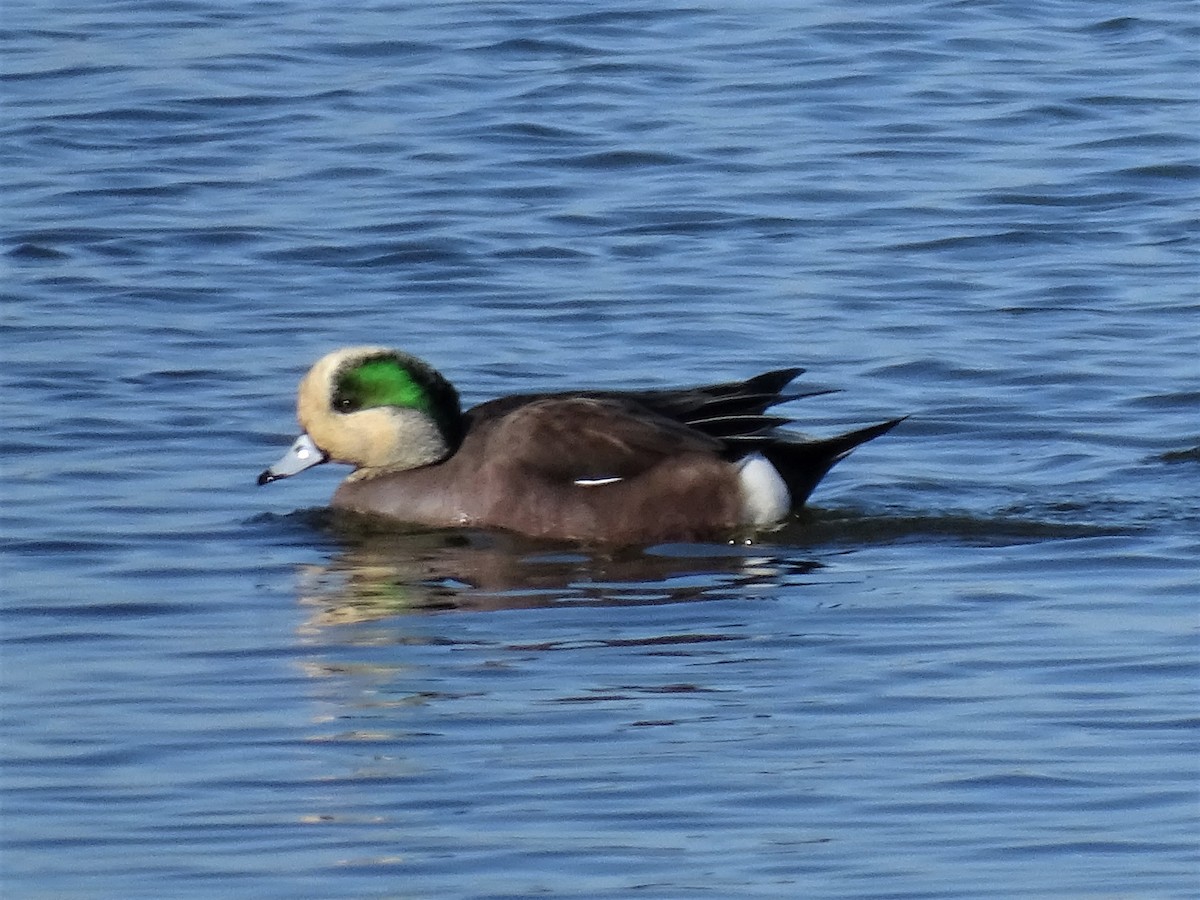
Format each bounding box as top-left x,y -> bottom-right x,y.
257,432 -> 328,485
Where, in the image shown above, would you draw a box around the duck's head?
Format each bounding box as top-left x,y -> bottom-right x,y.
258,346 -> 462,485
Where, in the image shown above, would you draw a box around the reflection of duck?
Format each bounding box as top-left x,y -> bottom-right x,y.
296,524 -> 822,623
261,347 -> 902,544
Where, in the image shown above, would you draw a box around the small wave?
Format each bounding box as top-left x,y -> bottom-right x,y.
562,150 -> 693,169
779,507 -> 1125,547
1158,446 -> 1200,464
6,243 -> 69,261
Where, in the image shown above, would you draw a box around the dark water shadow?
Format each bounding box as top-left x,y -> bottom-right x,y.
253,503 -> 1123,623
288,515 -> 815,623
780,505 -> 1129,548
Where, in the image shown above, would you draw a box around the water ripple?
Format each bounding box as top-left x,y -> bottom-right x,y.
3,1 -> 1197,897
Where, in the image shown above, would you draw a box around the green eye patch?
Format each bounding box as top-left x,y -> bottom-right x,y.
334,357 -> 433,415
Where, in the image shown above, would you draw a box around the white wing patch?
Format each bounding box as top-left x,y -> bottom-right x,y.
737,453 -> 790,526
573,475 -> 624,487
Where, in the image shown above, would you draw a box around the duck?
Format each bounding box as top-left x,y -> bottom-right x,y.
258,346 -> 902,544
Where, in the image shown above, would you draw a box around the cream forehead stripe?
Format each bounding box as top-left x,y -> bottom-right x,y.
296,346 -> 392,426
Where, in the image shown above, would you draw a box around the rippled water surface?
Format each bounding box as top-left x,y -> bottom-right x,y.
3,1 -> 1198,897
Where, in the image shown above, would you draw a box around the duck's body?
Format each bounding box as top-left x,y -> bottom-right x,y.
259,347 -> 901,544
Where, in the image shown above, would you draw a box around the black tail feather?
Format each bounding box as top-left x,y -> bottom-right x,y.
626,368 -> 805,422
763,417 -> 906,508
683,386 -> 839,421
559,370 -> 900,510
686,413 -> 796,438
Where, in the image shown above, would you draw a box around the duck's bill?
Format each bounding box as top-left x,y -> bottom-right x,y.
257,433 -> 329,485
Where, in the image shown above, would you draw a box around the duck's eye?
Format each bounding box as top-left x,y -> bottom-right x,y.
333,393 -> 360,413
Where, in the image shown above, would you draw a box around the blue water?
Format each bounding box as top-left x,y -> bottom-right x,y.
3,1 -> 1198,897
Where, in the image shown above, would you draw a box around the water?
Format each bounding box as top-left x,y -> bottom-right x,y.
3,1 -> 1198,897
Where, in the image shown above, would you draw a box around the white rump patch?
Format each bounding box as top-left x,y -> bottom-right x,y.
574,475 -> 624,487
737,453 -> 790,526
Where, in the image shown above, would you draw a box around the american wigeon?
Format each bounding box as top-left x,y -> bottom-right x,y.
259,346 -> 902,544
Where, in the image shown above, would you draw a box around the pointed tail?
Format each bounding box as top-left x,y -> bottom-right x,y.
763,416 -> 905,508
